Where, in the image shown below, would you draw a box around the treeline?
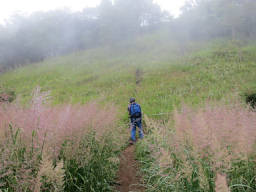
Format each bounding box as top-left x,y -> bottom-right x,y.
0,0 -> 256,71
177,0 -> 256,41
0,0 -> 165,71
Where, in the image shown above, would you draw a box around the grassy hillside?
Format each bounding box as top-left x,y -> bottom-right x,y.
1,37 -> 256,191
1,39 -> 256,116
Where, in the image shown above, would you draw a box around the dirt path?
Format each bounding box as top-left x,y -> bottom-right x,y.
135,68 -> 143,94
115,145 -> 145,192
115,67 -> 145,192
135,69 -> 143,86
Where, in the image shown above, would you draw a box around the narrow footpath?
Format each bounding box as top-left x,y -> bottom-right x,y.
115,67 -> 145,192
115,145 -> 145,192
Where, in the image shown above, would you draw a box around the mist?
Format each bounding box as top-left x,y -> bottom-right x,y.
0,0 -> 256,72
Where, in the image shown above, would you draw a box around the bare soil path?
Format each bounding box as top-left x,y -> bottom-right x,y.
115,67 -> 145,191
115,145 -> 145,192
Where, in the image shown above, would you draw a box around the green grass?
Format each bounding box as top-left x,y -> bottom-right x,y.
1,38 -> 256,191
1,39 -> 256,118
0,126 -> 122,192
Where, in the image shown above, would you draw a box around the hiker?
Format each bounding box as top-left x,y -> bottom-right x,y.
128,98 -> 144,143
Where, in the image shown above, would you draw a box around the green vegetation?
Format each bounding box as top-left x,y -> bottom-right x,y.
1,40 -> 256,114
1,38 -> 256,191
137,106 -> 256,192
1,127 -> 120,192
1,0 -> 256,191
0,93 -> 126,191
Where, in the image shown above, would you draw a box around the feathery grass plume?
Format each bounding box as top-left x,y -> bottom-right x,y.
0,87 -> 117,158
158,148 -> 172,170
215,173 -> 230,192
35,154 -> 64,192
174,103 -> 256,160
0,87 -> 120,191
137,103 -> 256,191
0,125 -> 40,191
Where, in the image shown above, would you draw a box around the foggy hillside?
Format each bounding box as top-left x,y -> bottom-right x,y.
0,0 -> 256,72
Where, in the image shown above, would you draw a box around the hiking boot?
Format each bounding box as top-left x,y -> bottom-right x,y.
129,139 -> 136,145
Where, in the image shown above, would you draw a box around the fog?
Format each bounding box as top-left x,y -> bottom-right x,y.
0,0 -> 256,72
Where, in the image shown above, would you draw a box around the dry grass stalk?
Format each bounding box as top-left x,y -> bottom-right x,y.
34,153 -> 65,192
215,173 -> 230,192
143,103 -> 256,191
0,90 -> 117,158
0,88 -> 119,191
173,104 -> 256,166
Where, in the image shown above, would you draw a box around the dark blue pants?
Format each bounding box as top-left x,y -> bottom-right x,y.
130,118 -> 144,141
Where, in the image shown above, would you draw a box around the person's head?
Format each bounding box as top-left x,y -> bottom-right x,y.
130,97 -> 135,104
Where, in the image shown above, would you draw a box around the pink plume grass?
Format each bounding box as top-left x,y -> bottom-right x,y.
0,88 -> 117,157
173,103 -> 256,169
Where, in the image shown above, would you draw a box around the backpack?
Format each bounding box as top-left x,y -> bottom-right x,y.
130,103 -> 141,118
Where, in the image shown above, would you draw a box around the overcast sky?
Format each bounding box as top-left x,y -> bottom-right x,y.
0,0 -> 186,23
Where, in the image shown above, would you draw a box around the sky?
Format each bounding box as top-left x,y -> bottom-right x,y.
0,0 -> 186,24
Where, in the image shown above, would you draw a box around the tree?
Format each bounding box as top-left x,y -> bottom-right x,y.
98,0 -> 163,42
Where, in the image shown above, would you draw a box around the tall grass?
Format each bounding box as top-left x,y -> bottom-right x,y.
0,88 -> 123,191
137,104 -> 256,192
1,37 -> 256,191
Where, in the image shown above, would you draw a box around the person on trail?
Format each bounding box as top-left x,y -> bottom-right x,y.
128,98 -> 144,143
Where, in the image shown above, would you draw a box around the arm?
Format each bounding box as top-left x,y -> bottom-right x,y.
139,104 -> 142,118
128,104 -> 131,116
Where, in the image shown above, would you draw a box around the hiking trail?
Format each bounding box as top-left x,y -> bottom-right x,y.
115,145 -> 145,192
115,67 -> 145,192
